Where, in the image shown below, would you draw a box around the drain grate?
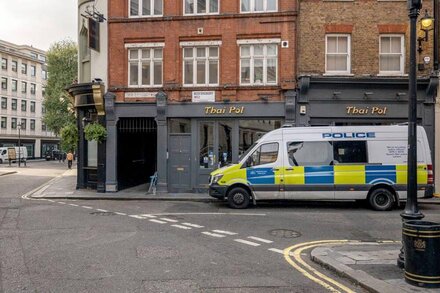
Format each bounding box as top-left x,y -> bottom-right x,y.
269,229 -> 301,239
90,211 -> 116,216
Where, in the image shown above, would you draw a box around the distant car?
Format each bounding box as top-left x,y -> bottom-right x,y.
45,150 -> 62,161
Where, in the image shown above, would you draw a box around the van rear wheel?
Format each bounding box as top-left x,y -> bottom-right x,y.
227,187 -> 250,209
368,188 -> 395,211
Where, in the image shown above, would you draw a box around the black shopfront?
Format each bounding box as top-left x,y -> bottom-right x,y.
296,76 -> 437,160
104,91 -> 296,193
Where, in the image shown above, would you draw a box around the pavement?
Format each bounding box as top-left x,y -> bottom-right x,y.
23,168 -> 440,292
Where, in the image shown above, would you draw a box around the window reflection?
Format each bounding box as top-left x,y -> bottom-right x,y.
239,120 -> 282,156
199,122 -> 214,168
218,121 -> 233,167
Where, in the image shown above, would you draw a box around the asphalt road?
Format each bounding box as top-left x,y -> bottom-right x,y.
2,162 -> 440,292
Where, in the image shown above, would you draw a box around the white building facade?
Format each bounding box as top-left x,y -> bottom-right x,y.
0,39 -> 58,159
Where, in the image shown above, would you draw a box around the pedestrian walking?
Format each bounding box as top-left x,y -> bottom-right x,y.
67,151 -> 74,169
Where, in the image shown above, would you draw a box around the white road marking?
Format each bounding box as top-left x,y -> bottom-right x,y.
129,215 -> 148,219
234,239 -> 261,246
171,224 -> 192,230
149,219 -> 167,224
202,232 -> 226,238
182,223 -> 204,228
96,209 -> 108,212
82,206 -> 93,209
47,200 -> 55,202
69,204 -> 79,207
248,236 -> 273,243
114,212 -> 127,216
139,214 -> 156,218
212,230 -> 238,235
160,218 -> 179,223
268,248 -> 285,254
58,202 -> 66,204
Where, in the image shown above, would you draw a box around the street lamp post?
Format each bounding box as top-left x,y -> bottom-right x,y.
17,122 -> 21,167
397,0 -> 426,269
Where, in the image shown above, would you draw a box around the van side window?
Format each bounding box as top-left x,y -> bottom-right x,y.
333,141 -> 367,163
287,141 -> 333,166
248,143 -> 278,167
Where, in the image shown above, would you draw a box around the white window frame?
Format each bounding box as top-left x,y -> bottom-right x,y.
183,0 -> 220,15
129,0 -> 163,18
182,46 -> 220,87
127,47 -> 163,88
325,34 -> 351,75
379,34 -> 404,76
239,42 -> 278,86
240,0 -> 278,13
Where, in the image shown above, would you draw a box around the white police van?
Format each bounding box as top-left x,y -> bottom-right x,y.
209,125 -> 433,210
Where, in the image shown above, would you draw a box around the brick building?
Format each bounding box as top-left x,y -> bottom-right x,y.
296,0 -> 437,167
99,0 -> 298,192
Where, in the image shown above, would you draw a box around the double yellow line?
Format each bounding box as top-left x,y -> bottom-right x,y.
283,240 -> 357,293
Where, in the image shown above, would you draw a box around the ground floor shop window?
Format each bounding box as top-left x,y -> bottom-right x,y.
199,122 -> 214,169
239,120 -> 282,156
87,140 -> 97,167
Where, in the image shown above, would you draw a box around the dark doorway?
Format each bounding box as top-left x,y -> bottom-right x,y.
117,118 -> 157,190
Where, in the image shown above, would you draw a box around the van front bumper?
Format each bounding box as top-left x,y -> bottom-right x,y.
209,184 -> 227,199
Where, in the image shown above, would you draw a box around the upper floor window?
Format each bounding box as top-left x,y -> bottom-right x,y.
1,77 -> 7,90
21,100 -> 27,112
11,99 -> 17,111
0,117 -> 6,129
130,0 -> 163,17
12,61 -> 17,72
379,35 -> 404,75
241,0 -> 277,13
184,0 -> 219,15
1,97 -> 6,109
21,81 -> 27,94
183,46 -> 219,86
30,65 -> 36,77
128,47 -> 163,87
21,63 -> 27,75
30,83 -> 36,95
20,118 -> 26,130
1,58 -> 7,70
240,43 -> 278,85
11,118 -> 17,129
30,119 -> 35,131
42,69 -> 47,80
30,101 -> 35,112
12,79 -> 17,92
325,34 -> 351,74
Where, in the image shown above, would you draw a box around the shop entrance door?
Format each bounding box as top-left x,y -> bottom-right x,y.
168,134 -> 191,192
197,121 -> 234,190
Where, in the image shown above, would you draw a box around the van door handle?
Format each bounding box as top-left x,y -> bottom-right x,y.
286,168 -> 293,171
273,168 -> 280,171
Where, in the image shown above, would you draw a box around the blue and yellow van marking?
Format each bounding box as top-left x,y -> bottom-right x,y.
242,164 -> 428,186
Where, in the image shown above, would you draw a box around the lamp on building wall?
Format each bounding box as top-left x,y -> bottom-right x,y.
417,9 -> 434,65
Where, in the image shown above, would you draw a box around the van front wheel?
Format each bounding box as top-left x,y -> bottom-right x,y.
368,188 -> 395,211
227,187 -> 250,209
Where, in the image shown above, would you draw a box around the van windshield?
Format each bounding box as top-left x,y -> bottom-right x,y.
239,142 -> 258,162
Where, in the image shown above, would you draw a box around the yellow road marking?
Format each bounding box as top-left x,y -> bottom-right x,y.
284,240 -> 357,293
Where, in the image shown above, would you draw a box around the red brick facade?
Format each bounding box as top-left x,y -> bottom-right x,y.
108,0 -> 297,103
298,0 -> 434,77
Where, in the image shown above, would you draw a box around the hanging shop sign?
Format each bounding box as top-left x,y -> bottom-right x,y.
192,91 -> 215,103
346,106 -> 388,115
204,106 -> 245,115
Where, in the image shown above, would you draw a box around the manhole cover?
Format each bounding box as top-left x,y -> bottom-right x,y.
269,229 -> 301,238
90,211 -> 116,216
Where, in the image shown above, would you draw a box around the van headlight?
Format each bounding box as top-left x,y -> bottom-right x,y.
211,174 -> 223,184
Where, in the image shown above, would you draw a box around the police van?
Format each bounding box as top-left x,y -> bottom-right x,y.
208,125 -> 433,211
